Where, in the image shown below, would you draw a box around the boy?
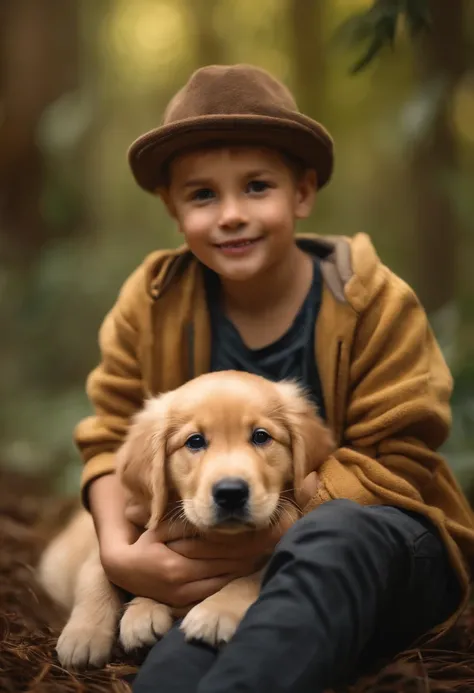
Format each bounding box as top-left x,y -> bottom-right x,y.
76,65 -> 474,693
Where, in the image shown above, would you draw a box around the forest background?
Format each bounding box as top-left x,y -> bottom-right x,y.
1,0 -> 473,496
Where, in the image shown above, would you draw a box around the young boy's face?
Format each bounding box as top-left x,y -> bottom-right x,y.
161,145 -> 316,283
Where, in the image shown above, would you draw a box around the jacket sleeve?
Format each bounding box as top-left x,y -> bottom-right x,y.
307,268 -> 470,523
74,264 -> 148,507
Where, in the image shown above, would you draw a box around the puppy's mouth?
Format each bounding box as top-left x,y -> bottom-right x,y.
211,506 -> 256,531
212,515 -> 256,534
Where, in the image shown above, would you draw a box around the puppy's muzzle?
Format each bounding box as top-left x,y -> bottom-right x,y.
212,477 -> 250,524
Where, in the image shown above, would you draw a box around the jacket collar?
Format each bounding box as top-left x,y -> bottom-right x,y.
147,234 -> 354,304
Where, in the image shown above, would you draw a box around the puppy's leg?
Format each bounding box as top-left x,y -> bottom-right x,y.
180,570 -> 263,647
119,597 -> 173,652
37,508 -> 96,611
56,547 -> 121,670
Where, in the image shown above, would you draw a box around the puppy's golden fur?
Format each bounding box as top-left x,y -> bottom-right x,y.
38,371 -> 334,670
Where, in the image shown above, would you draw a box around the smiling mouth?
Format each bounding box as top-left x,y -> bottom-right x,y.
214,238 -> 262,249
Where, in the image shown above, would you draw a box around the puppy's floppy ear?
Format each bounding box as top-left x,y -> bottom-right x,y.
115,394 -> 171,530
275,381 -> 335,495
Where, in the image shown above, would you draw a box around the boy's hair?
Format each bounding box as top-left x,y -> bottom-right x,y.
128,64 -> 333,196
158,141 -> 310,191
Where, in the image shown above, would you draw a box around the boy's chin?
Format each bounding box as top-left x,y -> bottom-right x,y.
211,252 -> 272,283
213,261 -> 268,283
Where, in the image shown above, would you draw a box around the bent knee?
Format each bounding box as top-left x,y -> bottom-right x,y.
293,499 -> 368,532
279,501 -> 417,566
280,500 -> 388,550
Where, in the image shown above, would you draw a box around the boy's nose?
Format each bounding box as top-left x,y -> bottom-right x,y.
218,197 -> 248,230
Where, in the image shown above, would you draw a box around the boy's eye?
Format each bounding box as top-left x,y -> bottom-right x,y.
185,433 -> 207,451
247,180 -> 270,194
191,188 -> 215,202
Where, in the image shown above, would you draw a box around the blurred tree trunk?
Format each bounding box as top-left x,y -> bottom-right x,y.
189,0 -> 225,67
0,0 -> 79,267
288,0 -> 325,118
409,0 -> 467,315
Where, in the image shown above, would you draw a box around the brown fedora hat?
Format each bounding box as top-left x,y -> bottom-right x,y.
128,64 -> 334,193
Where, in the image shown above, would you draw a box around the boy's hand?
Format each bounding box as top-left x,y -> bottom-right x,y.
157,511 -> 297,562
100,530 -> 261,608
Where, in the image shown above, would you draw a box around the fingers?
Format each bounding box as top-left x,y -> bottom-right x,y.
171,575 -> 235,608
167,534 -> 272,560
167,539 -> 246,560
170,555 -> 259,582
146,514 -> 295,556
150,520 -> 196,544
135,540 -> 257,583
140,521 -> 292,565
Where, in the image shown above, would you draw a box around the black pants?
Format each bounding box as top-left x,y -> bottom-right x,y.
132,500 -> 462,693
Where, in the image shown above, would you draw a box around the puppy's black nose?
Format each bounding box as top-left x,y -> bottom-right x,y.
212,478 -> 249,511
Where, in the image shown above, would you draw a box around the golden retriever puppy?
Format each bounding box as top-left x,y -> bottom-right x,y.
38,371 -> 334,670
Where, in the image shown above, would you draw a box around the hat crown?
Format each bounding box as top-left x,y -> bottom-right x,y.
163,64 -> 298,124
129,63 -> 334,194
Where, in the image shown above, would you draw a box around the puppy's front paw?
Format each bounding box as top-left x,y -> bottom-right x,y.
180,599 -> 244,647
119,597 -> 173,652
56,615 -> 115,670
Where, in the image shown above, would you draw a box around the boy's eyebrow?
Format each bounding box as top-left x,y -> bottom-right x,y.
182,178 -> 213,189
182,169 -> 274,189
244,169 -> 274,178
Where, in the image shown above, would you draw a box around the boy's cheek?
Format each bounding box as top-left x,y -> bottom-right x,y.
180,219 -> 215,247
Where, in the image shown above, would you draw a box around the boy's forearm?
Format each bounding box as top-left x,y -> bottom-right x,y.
88,473 -> 140,546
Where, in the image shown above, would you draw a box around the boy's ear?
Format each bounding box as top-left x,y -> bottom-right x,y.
295,169 -> 317,220
156,187 -> 177,219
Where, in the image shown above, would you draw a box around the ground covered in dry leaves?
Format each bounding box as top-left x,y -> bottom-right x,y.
2,468 -> 474,693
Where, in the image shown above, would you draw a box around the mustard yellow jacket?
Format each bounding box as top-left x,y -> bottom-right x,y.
75,233 -> 474,628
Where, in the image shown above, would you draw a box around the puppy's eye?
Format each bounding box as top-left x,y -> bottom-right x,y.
185,433 -> 207,451
251,428 -> 272,446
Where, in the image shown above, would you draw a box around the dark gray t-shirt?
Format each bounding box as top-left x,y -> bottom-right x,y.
204,257 -> 326,420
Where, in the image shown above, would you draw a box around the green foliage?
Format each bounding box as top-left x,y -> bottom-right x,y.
336,0 -> 431,73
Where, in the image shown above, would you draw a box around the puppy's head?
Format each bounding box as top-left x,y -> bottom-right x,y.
116,371 -> 334,533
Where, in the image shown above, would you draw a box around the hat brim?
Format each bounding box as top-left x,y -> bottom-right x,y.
128,114 -> 334,193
